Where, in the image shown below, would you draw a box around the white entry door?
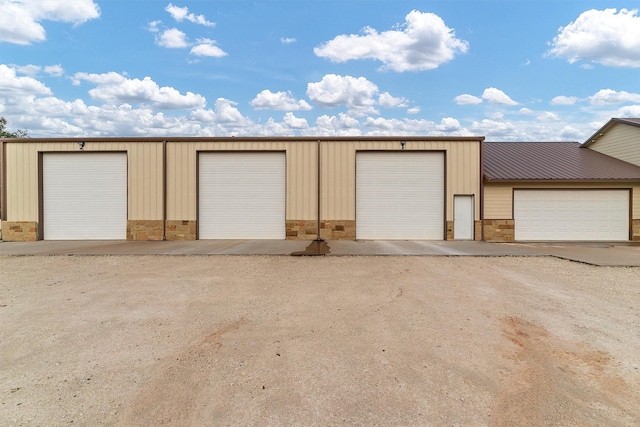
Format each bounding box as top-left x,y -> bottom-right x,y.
454,195 -> 474,240
43,152 -> 127,240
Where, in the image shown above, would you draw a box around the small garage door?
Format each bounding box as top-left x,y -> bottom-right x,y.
514,190 -> 629,241
199,152 -> 285,239
356,151 -> 444,240
43,152 -> 127,240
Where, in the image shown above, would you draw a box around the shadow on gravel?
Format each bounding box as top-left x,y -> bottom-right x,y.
291,240 -> 331,256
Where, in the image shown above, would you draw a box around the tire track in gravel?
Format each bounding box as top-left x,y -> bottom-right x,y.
491,316 -> 638,427
119,318 -> 246,426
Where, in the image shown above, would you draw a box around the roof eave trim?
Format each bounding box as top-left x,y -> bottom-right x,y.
0,135 -> 486,143
484,177 -> 640,183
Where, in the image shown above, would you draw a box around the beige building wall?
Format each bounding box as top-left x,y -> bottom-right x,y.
165,138 -> 480,240
165,140 -> 318,221
483,181 -> 640,242
3,140 -> 163,222
484,182 -> 640,219
2,137 -> 481,241
320,139 -> 481,221
166,138 -> 481,221
587,123 -> 640,167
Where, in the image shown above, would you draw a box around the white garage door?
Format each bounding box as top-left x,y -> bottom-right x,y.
514,190 -> 629,241
356,151 -> 444,240
199,152 -> 286,239
43,152 -> 127,240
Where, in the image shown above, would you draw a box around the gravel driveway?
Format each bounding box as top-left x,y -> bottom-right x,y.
1,255 -> 639,426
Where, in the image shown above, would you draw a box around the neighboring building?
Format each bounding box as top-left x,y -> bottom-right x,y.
2,117 -> 639,243
582,118 -> 640,167
482,142 -> 640,242
0,137 -> 482,241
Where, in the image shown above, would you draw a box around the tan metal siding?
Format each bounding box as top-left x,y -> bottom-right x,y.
484,184 -> 513,219
589,124 -> 640,167
166,141 -> 318,221
4,141 -> 163,221
6,138 -> 481,227
6,143 -> 39,220
321,140 -> 480,220
484,182 -> 640,220
128,142 -> 163,220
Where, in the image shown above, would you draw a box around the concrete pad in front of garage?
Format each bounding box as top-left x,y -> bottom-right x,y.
1,240 -> 639,266
0,239 -> 539,257
0,240 -> 309,256
506,242 -> 640,267
323,240 -> 538,256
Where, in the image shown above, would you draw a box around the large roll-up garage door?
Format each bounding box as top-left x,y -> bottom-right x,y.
356,151 -> 444,240
43,152 -> 127,240
199,152 -> 286,239
514,190 -> 629,241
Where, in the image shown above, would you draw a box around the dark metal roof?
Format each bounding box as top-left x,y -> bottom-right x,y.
484,141 -> 640,182
582,117 -> 640,147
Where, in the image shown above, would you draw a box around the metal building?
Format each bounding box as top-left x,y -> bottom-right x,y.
0,137 -> 483,241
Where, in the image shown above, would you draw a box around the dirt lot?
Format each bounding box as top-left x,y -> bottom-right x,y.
1,255 -> 639,426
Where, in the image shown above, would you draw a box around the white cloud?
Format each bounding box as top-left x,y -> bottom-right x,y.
537,111 -> 560,121
363,116 -> 464,136
250,90 -> 312,111
407,107 -> 421,114
482,88 -> 518,105
559,125 -> 583,140
550,95 -> 579,106
548,8 -> 640,68
436,117 -> 462,133
166,3 -> 215,27
13,63 -> 64,77
190,38 -> 227,57
0,0 -> 100,45
615,105 -> 640,117
281,37 -> 296,44
1,64 -> 631,142
16,64 -> 42,76
470,119 -> 518,138
211,98 -> 249,126
282,112 -> 308,129
307,74 -> 379,116
314,10 -> 468,72
314,113 -> 362,136
148,20 -> 162,33
0,64 -> 52,96
72,71 -> 206,109
378,92 -> 408,108
589,89 -> 640,105
156,28 -> 189,48
455,94 -> 482,105
44,64 -> 64,76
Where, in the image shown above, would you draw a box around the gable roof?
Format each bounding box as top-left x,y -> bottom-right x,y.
484,142 -> 640,182
582,117 -> 640,147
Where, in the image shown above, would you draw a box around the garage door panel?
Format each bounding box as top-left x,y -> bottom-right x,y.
199,152 -> 285,239
43,153 -> 127,240
356,152 -> 444,240
514,190 -> 629,241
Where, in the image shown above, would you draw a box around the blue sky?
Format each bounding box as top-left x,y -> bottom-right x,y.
1,0 -> 640,140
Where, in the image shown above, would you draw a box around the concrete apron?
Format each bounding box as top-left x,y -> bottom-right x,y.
1,240 -> 639,267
